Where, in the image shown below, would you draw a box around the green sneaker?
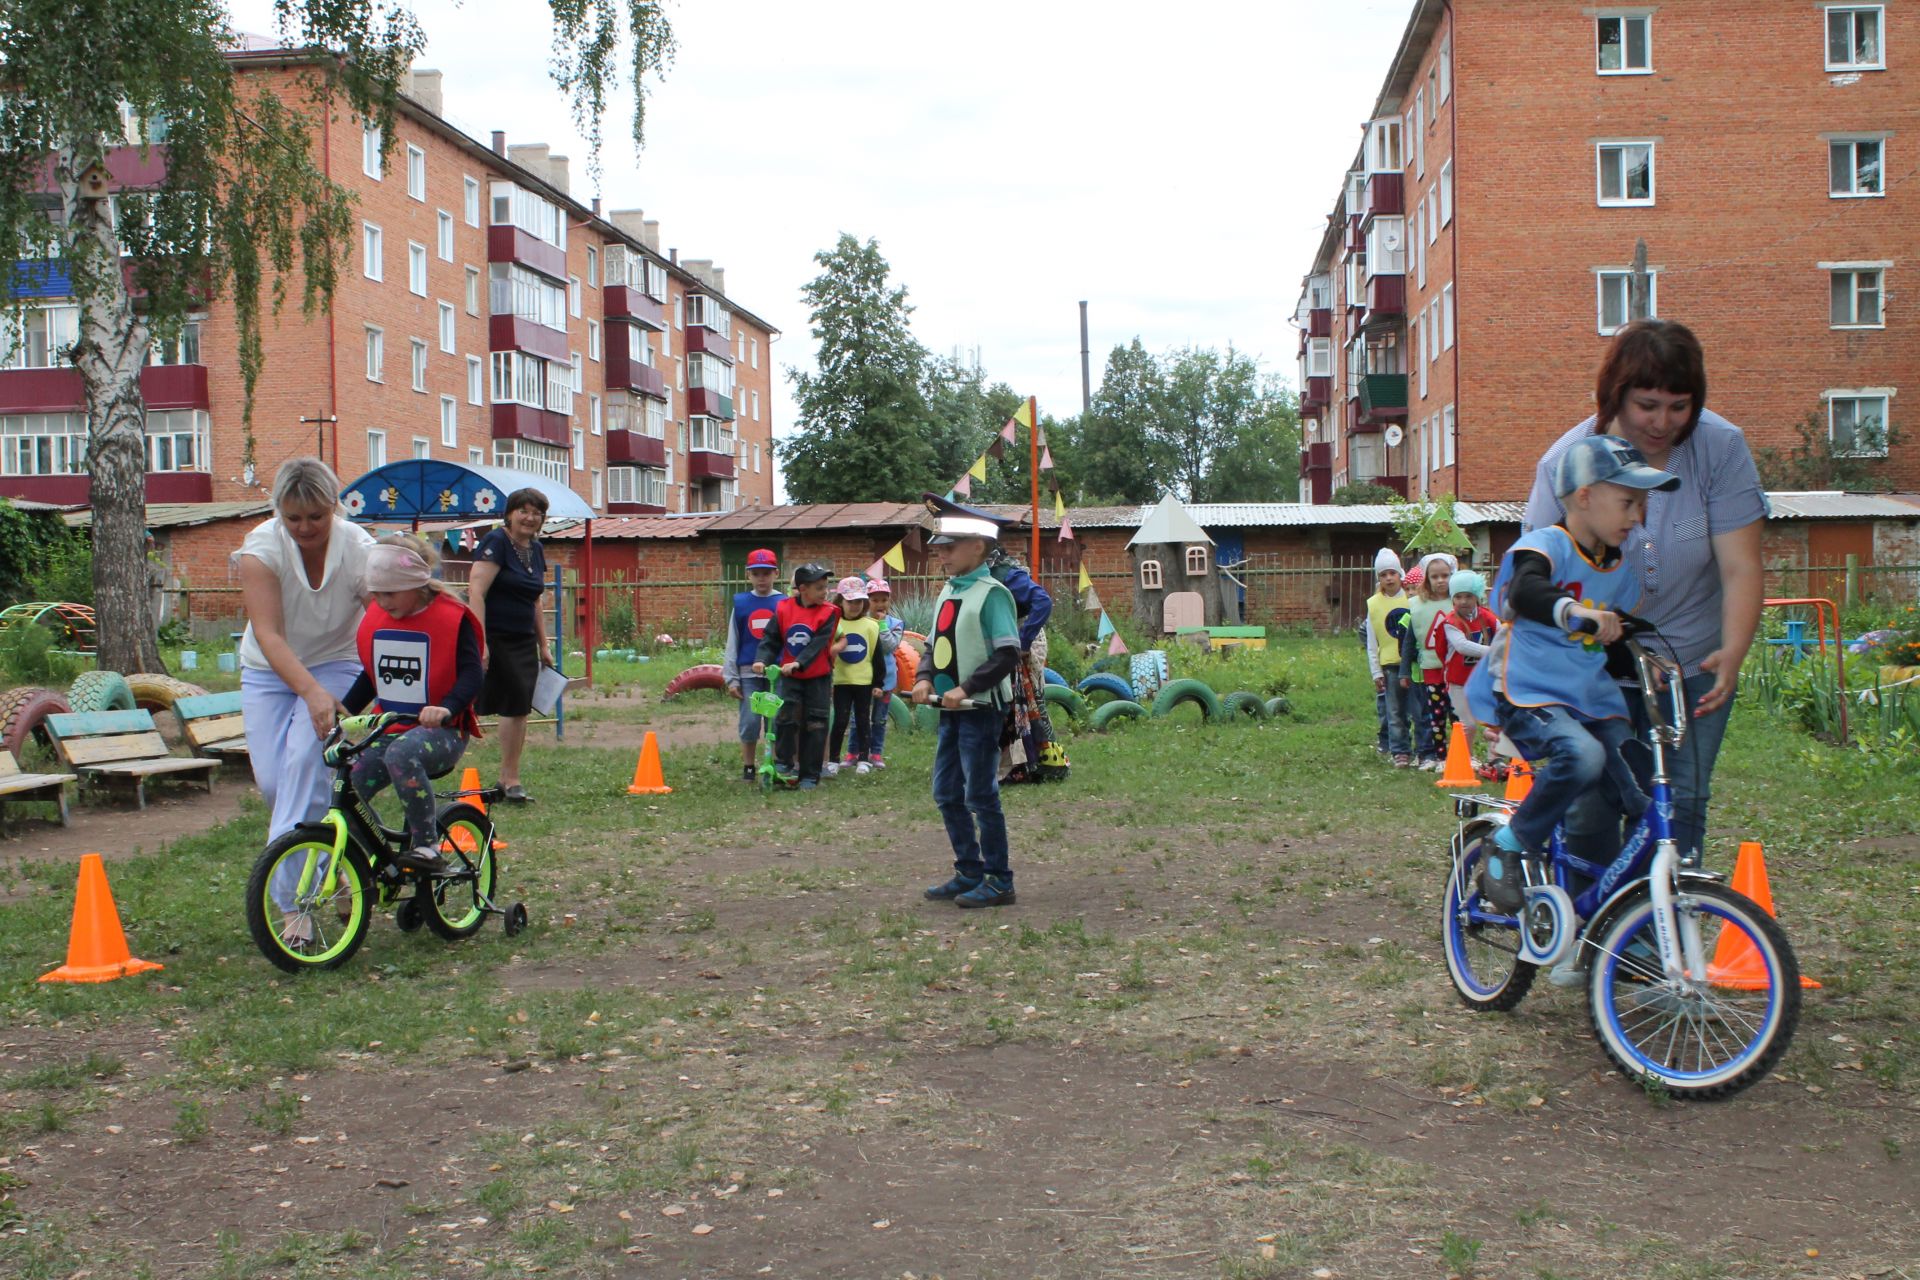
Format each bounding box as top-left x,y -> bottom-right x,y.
924,874 -> 982,901
955,876 -> 1016,908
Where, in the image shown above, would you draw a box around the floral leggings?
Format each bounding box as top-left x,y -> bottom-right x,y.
1425,679 -> 1454,750
349,726 -> 467,849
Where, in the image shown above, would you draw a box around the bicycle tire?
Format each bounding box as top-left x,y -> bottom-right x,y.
1219,691 -> 1268,722
1440,832 -> 1536,1012
1041,685 -> 1087,721
425,803 -> 497,940
246,827 -> 373,974
67,670 -> 136,715
1075,673 -> 1134,703
1088,699 -> 1146,731
1585,883 -> 1801,1100
1149,678 -> 1223,723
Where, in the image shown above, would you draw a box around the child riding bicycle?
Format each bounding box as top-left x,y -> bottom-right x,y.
1466,436 -> 1679,929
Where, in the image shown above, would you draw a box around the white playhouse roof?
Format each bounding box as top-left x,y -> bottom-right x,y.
1127,494 -> 1214,548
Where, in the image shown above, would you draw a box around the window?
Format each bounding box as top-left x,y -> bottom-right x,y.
407,242 -> 427,295
366,429 -> 387,468
658,322 -> 670,358
1442,404 -> 1456,467
441,397 -> 458,447
467,355 -> 483,405
361,124 -> 382,179
673,296 -> 684,330
754,443 -> 762,474
362,222 -> 383,280
406,145 -> 425,200
1365,118 -> 1402,173
608,465 -> 666,507
1439,160 -> 1454,226
1418,315 -> 1430,400
753,390 -> 762,421
689,416 -> 735,454
1426,189 -> 1439,245
144,409 -> 210,473
591,467 -> 603,509
569,275 -> 582,318
1441,285 -> 1455,350
1827,6 -> 1884,70
1829,137 -> 1884,197
488,262 -> 567,330
489,351 -> 570,415
571,352 -> 583,394
438,301 -> 456,353
1307,336 -> 1333,378
627,322 -> 656,368
365,326 -> 383,381
488,181 -> 565,248
146,319 -> 202,367
1140,560 -> 1162,590
588,319 -> 601,361
1364,216 -> 1405,275
0,413 -> 87,475
1830,267 -> 1884,327
1414,203 -> 1426,289
1597,142 -> 1655,206
586,246 -> 598,286
751,338 -> 759,369
469,447 -> 484,465
1413,90 -> 1426,174
1425,67 -> 1438,126
589,393 -> 601,435
491,439 -> 569,482
412,436 -> 430,461
686,295 -> 732,336
1438,39 -> 1451,101
436,210 -> 454,261
463,176 -> 480,226
1596,14 -> 1651,73
465,266 -> 480,316
1596,269 -> 1659,334
0,304 -> 78,369
572,427 -> 585,471
1185,546 -> 1208,575
411,339 -> 428,391
644,395 -> 667,439
1828,392 -> 1892,456
687,353 -> 735,399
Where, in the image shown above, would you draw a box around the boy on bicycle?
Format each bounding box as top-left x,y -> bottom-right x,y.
1466,435 -> 1679,911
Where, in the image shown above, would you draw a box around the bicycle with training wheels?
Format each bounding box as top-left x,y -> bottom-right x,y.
1440,616 -> 1801,1100
245,711 -> 528,973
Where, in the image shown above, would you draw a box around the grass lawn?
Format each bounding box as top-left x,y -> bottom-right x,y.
0,636 -> 1914,1279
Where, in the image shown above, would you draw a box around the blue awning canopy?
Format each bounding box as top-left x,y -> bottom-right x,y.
338,459 -> 596,523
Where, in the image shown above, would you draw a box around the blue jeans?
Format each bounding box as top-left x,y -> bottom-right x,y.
736,674 -> 770,742
1497,698 -> 1648,854
1382,667 -> 1428,757
1564,670 -> 1734,864
932,706 -> 1011,883
868,691 -> 892,758
1374,687 -> 1389,751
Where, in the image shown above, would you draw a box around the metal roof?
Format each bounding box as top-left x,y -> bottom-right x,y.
64,500 -> 274,529
1129,495 -> 1214,547
544,513 -> 720,540
1763,491 -> 1920,519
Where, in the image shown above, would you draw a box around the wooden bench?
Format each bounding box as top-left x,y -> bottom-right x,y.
0,748 -> 76,827
45,710 -> 220,810
175,692 -> 249,761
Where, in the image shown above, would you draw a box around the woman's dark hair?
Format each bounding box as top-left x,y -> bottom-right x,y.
504,487 -> 550,517
1594,319 -> 1708,444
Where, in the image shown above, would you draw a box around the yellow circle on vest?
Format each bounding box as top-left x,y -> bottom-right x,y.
932,636 -> 954,669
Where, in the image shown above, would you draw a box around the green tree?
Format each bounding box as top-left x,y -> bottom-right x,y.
0,0 -> 675,673
1753,406 -> 1905,492
1077,339 -> 1164,504
1154,346 -> 1297,502
921,354 -> 1023,501
781,234 -> 939,503
1200,372 -> 1300,502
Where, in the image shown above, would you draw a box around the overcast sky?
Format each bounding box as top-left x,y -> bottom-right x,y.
235,0 -> 1413,448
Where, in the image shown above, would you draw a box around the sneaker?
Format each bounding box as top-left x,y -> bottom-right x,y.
854,761 -> 872,776
741,765 -> 755,783
1478,826 -> 1528,912
841,753 -> 857,766
1392,754 -> 1412,768
775,764 -> 799,785
1547,957 -> 1586,988
924,874 -> 982,901
396,844 -> 449,874
1418,757 -> 1442,772
823,762 -> 840,779
798,778 -> 819,791
869,756 -> 886,770
955,876 -> 1016,909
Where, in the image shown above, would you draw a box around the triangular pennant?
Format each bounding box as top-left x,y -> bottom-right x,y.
986,437 -> 1006,460
954,473 -> 972,497
1040,446 -> 1054,472
1012,400 -> 1034,429
1107,631 -> 1129,656
883,542 -> 906,572
866,558 -> 886,580
1057,515 -> 1074,541
1035,422 -> 1048,449
1053,491 -> 1066,522
1097,610 -> 1114,640
1078,563 -> 1092,592
968,454 -> 988,481
1083,586 -> 1102,613
1000,417 -> 1019,442
945,489 -> 957,502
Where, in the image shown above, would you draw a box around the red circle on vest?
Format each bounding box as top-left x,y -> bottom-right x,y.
936,599 -> 958,631
748,608 -> 774,637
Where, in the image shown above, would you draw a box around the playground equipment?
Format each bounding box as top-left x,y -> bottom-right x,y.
661,664 -> 726,699
0,602 -> 96,651
1762,598 -> 1847,743
0,685 -> 71,756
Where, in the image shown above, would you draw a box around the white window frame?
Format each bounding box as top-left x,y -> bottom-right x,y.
754,443 -> 762,474
1443,404 -> 1456,467
408,241 -> 428,296
569,275 -> 582,318
1414,202 -> 1427,289
465,266 -> 480,317
440,396 -> 458,447
436,210 -> 454,261
750,337 -> 759,369
406,144 -> 426,201
1140,559 -> 1162,590
1438,39 -> 1451,102
591,467 -> 603,509
589,393 -> 601,435
438,301 -> 456,354
362,125 -> 382,179
414,437 -> 430,461
1418,313 -> 1430,400
469,447 -> 484,466
466,354 -> 483,406
1426,189 -> 1439,245
753,389 -> 762,421
1828,136 -> 1886,198
587,318 -> 601,361
366,428 -> 386,468
1825,390 -> 1894,457
1824,262 -> 1888,328
1825,5 -> 1885,72
463,175 -> 480,226
1439,160 -> 1454,226
1596,13 -> 1653,75
1597,141 -> 1656,206
365,326 -> 383,382
1441,284 -> 1455,350
572,427 -> 585,472
1595,267 -> 1660,335
1413,90 -> 1426,175
362,222 -> 383,281
410,339 -> 428,392
586,246 -> 598,287
1307,336 -> 1332,378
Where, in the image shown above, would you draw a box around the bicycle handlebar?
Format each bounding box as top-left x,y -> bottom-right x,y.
325,711 -> 417,762
1566,612 -> 1687,741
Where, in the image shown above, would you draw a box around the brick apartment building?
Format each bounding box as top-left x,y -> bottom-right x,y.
1295,0 -> 1917,504
0,49 -> 779,519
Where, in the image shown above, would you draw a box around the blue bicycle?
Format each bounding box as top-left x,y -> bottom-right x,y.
1441,620 -> 1801,1100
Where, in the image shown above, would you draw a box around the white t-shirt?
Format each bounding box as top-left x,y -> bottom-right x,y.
237,517 -> 373,671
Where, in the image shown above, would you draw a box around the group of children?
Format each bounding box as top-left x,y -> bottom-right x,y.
1364,546 -> 1502,772
720,550 -> 908,789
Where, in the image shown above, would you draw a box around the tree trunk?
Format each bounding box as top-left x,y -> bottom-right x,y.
60,141 -> 163,675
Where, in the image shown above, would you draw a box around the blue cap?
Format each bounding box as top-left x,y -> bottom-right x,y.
1552,435 -> 1680,498
1450,569 -> 1486,600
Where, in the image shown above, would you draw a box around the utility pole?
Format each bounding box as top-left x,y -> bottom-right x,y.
1630,238 -> 1651,321
1078,301 -> 1091,421
300,410 -> 338,460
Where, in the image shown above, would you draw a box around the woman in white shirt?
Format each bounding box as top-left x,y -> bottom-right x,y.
237,457 -> 374,839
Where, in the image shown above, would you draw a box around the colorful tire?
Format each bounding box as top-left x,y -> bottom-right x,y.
893,642 -> 919,693
661,664 -> 726,699
1088,699 -> 1147,731
1075,672 -> 1134,703
1090,655 -> 1128,675
1149,678 -> 1223,723
1265,695 -> 1293,718
127,673 -> 210,714
887,696 -> 912,730
1220,691 -> 1268,722
912,703 -> 940,732
0,686 -> 70,757
67,670 -> 137,715
1041,685 -> 1087,721
1130,650 -> 1172,699
1042,668 -> 1067,687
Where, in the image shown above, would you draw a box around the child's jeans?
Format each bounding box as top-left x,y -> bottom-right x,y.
829,683 -> 874,764
1382,666 -> 1426,757
349,726 -> 468,848
933,704 -> 1011,883
867,688 -> 892,758
1496,697 -> 1648,854
774,675 -> 832,781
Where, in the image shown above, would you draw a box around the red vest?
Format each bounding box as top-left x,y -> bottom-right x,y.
356,593 -> 483,736
1432,608 -> 1500,686
771,598 -> 839,679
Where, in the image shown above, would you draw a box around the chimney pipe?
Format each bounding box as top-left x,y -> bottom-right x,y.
591,196 -> 601,216
406,69 -> 444,117
641,219 -> 660,251
669,248 -> 678,264
490,130 -> 506,155
546,153 -> 570,195
711,267 -> 725,295
609,208 -> 647,240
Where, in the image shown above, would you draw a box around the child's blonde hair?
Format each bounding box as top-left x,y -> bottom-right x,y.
375,532 -> 449,598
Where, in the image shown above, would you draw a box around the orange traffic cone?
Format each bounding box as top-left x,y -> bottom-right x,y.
444,766 -> 507,853
40,854 -> 163,984
1435,721 -> 1478,788
1504,758 -> 1534,803
1707,841 -> 1821,990
626,731 -> 672,795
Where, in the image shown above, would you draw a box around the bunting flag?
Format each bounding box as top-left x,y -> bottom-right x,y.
1107,631 -> 1129,656
1053,491 -> 1066,522
968,454 -> 989,481
883,542 -> 906,572
1083,585 -> 1102,613
1096,610 -> 1115,640
1011,400 -> 1034,429
1039,446 -> 1055,472
954,473 -> 972,497
1077,562 -> 1092,592
1057,515 -> 1074,541
986,437 -> 1006,460
866,558 -> 886,580
999,417 -> 1019,443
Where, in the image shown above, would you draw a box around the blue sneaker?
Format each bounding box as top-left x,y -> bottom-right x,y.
924,874 -> 982,901
797,778 -> 818,791
955,876 -> 1016,908
1479,825 -> 1528,913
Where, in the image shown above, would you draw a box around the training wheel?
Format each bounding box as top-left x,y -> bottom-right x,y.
395,896 -> 423,933
503,902 -> 529,937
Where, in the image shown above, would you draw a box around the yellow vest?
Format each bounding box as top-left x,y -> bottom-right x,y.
1366,591 -> 1410,664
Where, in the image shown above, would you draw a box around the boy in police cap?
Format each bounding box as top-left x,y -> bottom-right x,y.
722,548 -> 786,782
912,493 -> 1023,907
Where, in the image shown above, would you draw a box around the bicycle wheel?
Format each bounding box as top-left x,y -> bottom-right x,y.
1586,883 -> 1801,1100
1440,831 -> 1536,1012
423,802 -> 496,940
245,828 -> 373,973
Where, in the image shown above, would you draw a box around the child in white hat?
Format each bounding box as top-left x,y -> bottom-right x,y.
1363,548 -> 1413,764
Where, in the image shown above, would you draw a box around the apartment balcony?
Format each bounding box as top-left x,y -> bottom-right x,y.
1307,306 -> 1332,338
1346,214 -> 1364,252
1357,373 -> 1408,423
603,284 -> 665,331
686,449 -> 735,482
683,325 -> 733,360
605,427 -> 665,467
30,144 -> 170,195
603,342 -> 668,400
1362,172 -> 1404,222
490,403 -> 570,448
1302,375 -> 1332,411
0,364 -> 209,414
687,388 -> 734,420
1364,273 -> 1405,319
1299,442 -> 1333,505
486,224 -> 567,282
488,314 -> 570,364
607,499 -> 667,515
0,471 -> 210,505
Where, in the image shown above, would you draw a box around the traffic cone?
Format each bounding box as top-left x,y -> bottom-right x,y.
1707,841 -> 1820,990
1504,758 -> 1534,803
444,766 -> 507,854
1435,721 -> 1479,788
626,731 -> 672,795
39,854 -> 163,984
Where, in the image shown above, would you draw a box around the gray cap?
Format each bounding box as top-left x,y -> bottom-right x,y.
1552,435 -> 1681,498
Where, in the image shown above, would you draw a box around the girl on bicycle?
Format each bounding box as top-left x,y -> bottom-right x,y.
341,535 -> 485,877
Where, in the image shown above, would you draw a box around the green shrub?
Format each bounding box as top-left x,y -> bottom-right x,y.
0,622 -> 86,686
598,589 -> 639,649
1044,630 -> 1083,685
